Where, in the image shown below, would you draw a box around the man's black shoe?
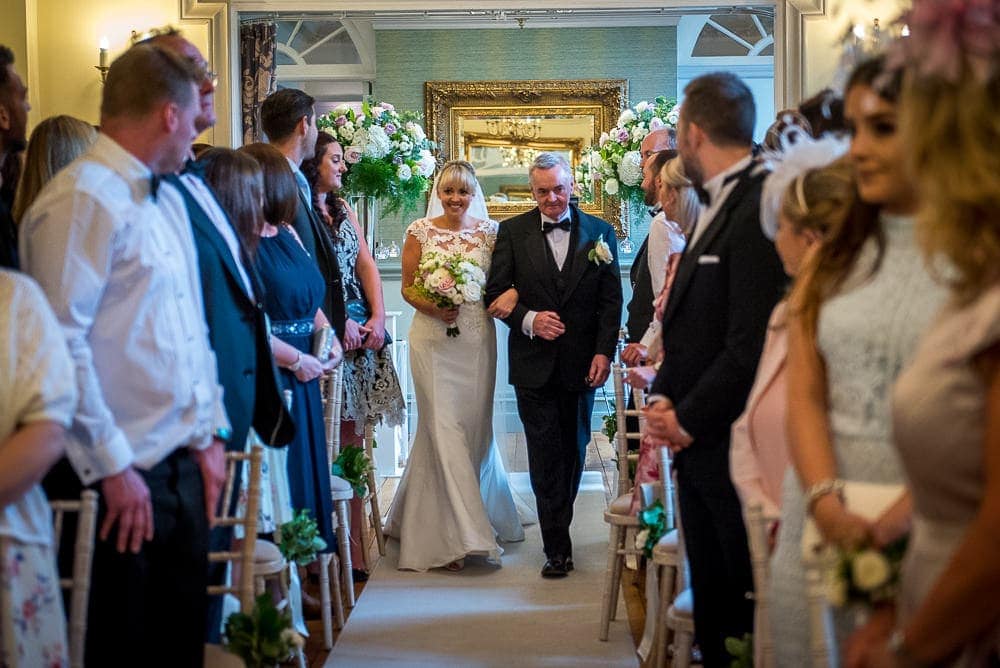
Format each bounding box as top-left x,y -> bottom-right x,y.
565,557 -> 574,572
541,558 -> 569,578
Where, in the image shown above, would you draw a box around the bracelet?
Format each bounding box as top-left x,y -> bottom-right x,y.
287,352 -> 302,372
805,478 -> 845,515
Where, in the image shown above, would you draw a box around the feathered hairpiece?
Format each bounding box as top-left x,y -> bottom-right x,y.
888,0 -> 1000,84
759,126 -> 850,240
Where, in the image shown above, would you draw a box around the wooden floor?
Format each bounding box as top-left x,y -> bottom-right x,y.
301,431 -> 649,666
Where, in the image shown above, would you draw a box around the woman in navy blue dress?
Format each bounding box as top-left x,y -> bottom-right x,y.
202,145 -> 341,550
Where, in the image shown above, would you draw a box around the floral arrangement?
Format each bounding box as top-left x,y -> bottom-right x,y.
223,593 -> 304,667
601,412 -> 617,442
331,445 -> 373,498
577,96 -> 678,207
634,499 -> 668,559
316,99 -> 436,216
725,633 -> 754,668
824,536 -> 908,609
278,509 -> 328,567
411,251 -> 487,337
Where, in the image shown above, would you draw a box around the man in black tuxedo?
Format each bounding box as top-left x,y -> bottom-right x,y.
261,88 -> 346,337
644,73 -> 785,667
146,30 -> 296,641
486,153 -> 622,578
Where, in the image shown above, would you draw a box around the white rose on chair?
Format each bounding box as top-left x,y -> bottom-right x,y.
588,239 -> 614,266
852,550 -> 892,591
634,529 -> 650,551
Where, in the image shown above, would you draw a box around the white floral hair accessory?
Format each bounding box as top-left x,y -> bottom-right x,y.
759,126 -> 850,240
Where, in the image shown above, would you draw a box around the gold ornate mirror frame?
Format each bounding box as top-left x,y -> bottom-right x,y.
424,79 -> 629,237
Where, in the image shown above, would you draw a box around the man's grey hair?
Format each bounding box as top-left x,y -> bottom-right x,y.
528,152 -> 572,179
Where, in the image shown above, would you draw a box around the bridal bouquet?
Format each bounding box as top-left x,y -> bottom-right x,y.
317,99 -> 436,215
412,251 -> 487,337
577,96 -> 678,207
823,536 -> 908,610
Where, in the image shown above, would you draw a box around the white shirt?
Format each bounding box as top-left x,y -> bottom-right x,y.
0,271 -> 77,545
521,208 -> 572,337
20,134 -> 229,485
646,211 -> 687,297
687,154 -> 754,250
179,172 -> 254,299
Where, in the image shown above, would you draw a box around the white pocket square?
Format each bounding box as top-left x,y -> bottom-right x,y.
697,255 -> 720,265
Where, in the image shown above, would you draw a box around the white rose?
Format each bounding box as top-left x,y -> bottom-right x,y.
417,151 -> 436,177
338,126 -> 356,142
631,125 -> 647,143
617,150 -> 643,186
617,109 -> 635,126
649,116 -> 665,132
405,121 -> 426,141
852,550 -> 892,592
598,131 -> 610,147
450,288 -> 463,303
371,105 -> 385,118
333,104 -> 352,117
428,267 -> 451,289
398,140 -> 412,153
634,529 -> 650,550
667,107 -> 680,126
460,281 -> 482,303
605,178 -> 619,196
634,100 -> 650,114
396,164 -> 413,181
594,239 -> 613,263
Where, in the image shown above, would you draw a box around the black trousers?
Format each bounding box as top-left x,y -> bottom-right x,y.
86,450 -> 210,668
515,378 -> 595,560
675,450 -> 755,668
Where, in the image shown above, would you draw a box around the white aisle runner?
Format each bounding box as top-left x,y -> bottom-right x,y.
326,471 -> 638,667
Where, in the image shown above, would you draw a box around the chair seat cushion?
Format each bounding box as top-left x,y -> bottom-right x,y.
670,588 -> 693,615
608,493 -> 632,515
330,475 -> 354,499
253,539 -> 286,574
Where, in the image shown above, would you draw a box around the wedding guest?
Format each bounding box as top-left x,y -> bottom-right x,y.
769,55 -> 947,664
302,131 -> 404,575
0,270 -> 76,667
262,88 -> 347,339
846,5 -> 1000,665
388,160 -> 530,572
0,45 -> 29,269
643,72 -> 786,666
238,142 -> 342,555
19,44 -> 227,666
141,29 -> 295,641
11,116 -> 96,225
761,109 -> 812,152
798,87 -> 845,138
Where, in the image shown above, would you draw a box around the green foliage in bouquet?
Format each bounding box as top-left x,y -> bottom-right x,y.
278,509 -> 328,566
826,535 -> 908,608
331,444 -> 373,498
316,99 -> 436,216
634,499 -> 668,558
223,593 -> 303,667
725,633 -> 754,668
577,96 -> 678,208
602,413 -> 617,442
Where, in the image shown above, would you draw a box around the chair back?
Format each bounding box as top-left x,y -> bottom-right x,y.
50,489 -> 98,668
324,365 -> 345,462
611,367 -> 646,499
745,503 -> 776,667
207,445 -> 264,612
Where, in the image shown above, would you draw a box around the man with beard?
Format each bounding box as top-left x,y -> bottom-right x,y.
0,45 -> 29,269
644,72 -> 785,667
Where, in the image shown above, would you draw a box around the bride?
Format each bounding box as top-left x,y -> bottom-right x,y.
384,160 -> 535,572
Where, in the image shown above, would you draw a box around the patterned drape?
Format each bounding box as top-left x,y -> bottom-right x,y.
239,22 -> 277,145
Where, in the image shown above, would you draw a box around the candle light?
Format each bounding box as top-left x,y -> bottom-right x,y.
99,36 -> 109,69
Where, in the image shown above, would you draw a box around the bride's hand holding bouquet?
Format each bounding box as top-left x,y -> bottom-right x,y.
412,251 -> 487,337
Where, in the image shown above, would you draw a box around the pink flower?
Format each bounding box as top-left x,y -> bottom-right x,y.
344,146 -> 363,164
334,115 -> 348,127
382,102 -> 395,111
616,128 -> 630,143
22,598 -> 37,620
435,276 -> 456,294
384,123 -> 397,135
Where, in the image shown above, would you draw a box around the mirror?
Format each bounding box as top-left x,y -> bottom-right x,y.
424,79 -> 628,237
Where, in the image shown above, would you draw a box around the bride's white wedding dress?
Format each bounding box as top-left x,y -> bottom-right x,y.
384,217 -> 535,571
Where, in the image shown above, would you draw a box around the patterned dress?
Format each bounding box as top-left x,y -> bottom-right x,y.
332,219 -> 405,434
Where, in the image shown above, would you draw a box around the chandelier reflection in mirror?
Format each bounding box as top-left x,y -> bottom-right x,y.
485,118 -> 543,140
500,146 -> 540,169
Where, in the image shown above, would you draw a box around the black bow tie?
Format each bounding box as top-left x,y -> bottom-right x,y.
693,165 -> 752,207
542,218 -> 571,234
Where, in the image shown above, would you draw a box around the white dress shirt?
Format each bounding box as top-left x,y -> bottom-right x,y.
646,211 -> 687,297
0,270 -> 77,545
687,154 -> 754,250
20,134 -> 230,485
179,172 -> 254,299
521,208 -> 572,337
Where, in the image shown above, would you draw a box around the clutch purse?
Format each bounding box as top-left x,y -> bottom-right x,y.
345,297 -> 392,347
313,325 -> 337,363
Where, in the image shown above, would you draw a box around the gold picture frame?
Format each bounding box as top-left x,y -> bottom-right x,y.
424,79 -> 628,237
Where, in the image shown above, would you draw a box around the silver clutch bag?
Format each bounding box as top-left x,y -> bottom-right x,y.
313,325 -> 336,363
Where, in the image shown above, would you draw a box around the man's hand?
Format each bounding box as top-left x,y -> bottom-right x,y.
532,311 -> 565,340
194,439 -> 226,526
99,467 -> 154,554
621,343 -> 647,367
587,354 -> 611,387
626,365 -> 656,390
642,401 -> 694,452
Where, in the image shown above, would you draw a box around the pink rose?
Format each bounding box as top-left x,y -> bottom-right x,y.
382,102 -> 395,111
435,276 -> 456,294
344,146 -> 363,164
334,115 -> 348,127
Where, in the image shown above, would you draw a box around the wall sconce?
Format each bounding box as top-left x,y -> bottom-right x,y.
96,36 -> 110,83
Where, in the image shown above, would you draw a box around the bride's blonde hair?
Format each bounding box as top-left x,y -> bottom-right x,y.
436,160 -> 478,195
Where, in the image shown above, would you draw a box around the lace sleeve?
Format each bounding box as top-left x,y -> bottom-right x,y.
405,218 -> 430,246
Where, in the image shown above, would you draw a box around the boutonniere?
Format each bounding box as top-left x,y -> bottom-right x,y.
588,239 -> 613,266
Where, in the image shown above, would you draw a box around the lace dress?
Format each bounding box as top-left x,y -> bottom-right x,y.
332,219 -> 405,433
384,218 -> 535,571
768,214 -> 947,666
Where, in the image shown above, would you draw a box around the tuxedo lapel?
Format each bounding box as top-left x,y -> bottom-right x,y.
522,209 -> 560,304
561,208 -> 595,305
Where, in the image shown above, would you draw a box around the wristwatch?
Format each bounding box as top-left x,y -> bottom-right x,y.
212,426 -> 232,444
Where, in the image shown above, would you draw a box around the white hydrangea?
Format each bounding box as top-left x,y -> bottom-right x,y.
617,150 -> 643,186
396,163 -> 412,181
617,109 -> 636,126
604,178 -> 620,195
460,281 -> 482,303
417,150 -> 436,177
364,125 -> 392,159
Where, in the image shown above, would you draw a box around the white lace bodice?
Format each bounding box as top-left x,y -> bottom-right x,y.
406,217 -> 499,337
817,213 -> 947,482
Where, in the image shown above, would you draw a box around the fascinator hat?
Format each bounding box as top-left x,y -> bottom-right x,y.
759,125 -> 850,240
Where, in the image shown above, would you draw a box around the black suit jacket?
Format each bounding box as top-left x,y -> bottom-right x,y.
173,175 -> 295,451
625,235 -> 654,343
650,165 -> 785,470
486,205 -> 623,391
290,187 -> 347,337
